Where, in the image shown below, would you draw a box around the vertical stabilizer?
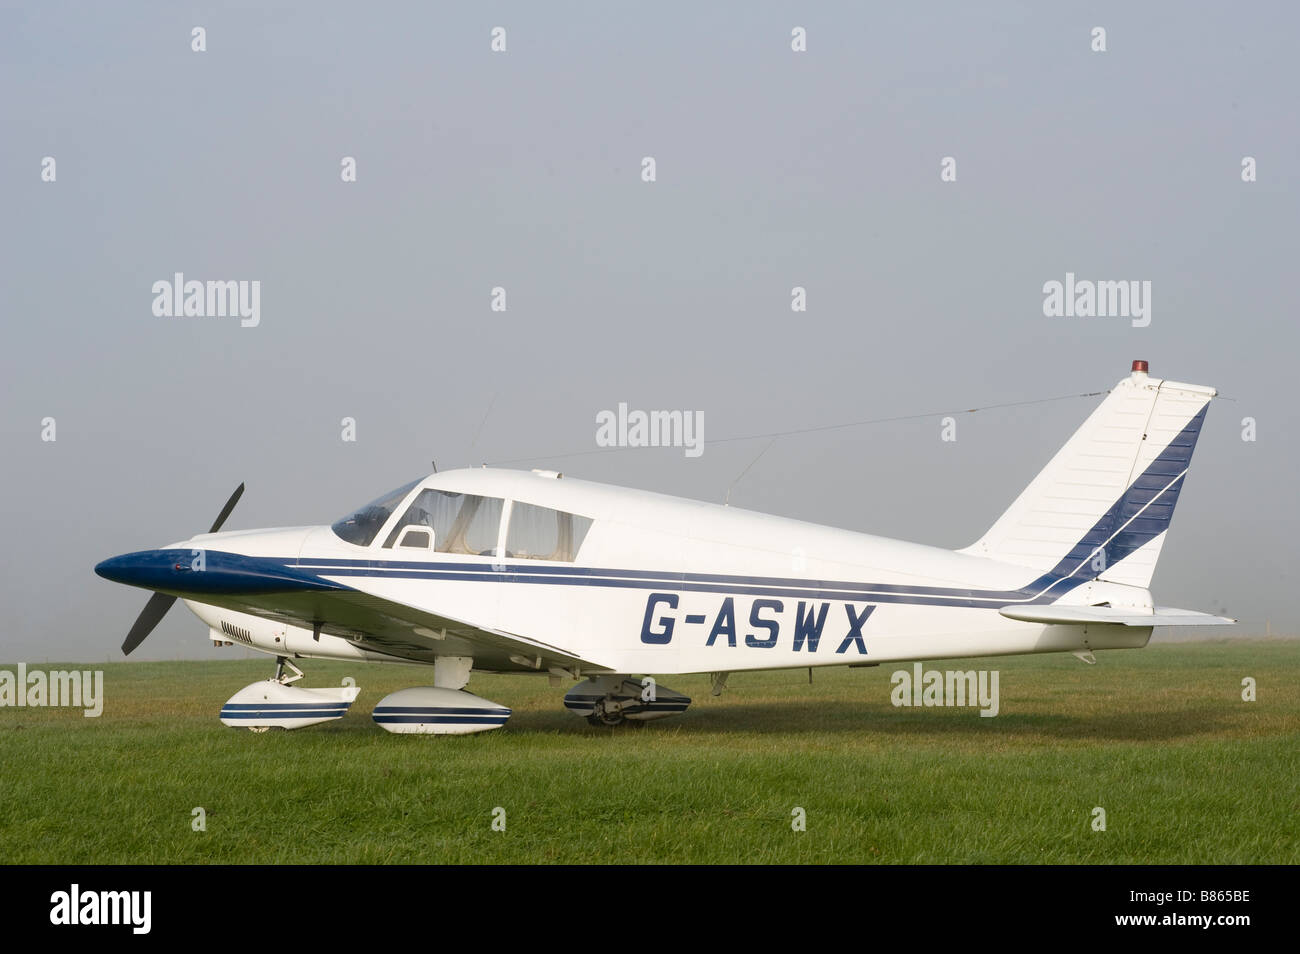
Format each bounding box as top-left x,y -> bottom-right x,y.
961,361 -> 1215,589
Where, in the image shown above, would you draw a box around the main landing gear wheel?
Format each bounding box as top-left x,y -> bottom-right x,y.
586,699 -> 624,726
565,677 -> 692,725
585,699 -> 644,727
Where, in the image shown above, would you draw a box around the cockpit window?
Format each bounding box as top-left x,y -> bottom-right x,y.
382,490 -> 505,556
506,501 -> 594,561
330,478 -> 422,546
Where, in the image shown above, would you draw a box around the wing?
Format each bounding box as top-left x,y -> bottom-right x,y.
193,584 -> 610,673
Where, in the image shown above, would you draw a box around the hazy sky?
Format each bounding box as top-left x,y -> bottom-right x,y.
3,2 -> 1297,661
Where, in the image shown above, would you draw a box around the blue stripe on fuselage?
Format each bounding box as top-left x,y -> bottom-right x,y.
110,412 -> 1205,611
293,561 -> 1054,608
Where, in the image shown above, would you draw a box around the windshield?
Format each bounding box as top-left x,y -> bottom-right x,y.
330,478 -> 422,546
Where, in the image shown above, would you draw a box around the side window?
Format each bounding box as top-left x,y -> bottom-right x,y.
384,490 -> 504,555
506,501 -> 594,561
395,526 -> 431,549
462,496 -> 504,554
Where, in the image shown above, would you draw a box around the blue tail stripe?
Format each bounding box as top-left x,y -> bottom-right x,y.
1043,405 -> 1207,582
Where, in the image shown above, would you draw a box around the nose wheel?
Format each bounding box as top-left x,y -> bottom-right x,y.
219,657 -> 360,731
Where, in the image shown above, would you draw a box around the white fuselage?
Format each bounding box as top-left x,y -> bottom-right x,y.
180,468 -> 1151,676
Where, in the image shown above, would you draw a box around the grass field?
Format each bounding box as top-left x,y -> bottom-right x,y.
1,640 -> 1296,864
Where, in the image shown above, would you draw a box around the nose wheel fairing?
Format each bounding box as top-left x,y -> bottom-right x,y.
219,680 -> 361,731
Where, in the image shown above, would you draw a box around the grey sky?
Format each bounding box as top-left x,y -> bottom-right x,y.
2,2 -> 1297,660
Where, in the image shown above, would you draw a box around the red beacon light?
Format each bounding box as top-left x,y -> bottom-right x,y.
1132,359 -> 1149,373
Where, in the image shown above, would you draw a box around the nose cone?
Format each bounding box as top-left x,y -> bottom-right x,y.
93,555 -> 124,583
94,550 -> 185,590
94,545 -> 345,596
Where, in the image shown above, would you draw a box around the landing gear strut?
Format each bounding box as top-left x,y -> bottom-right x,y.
273,655 -> 304,685
247,656 -> 305,730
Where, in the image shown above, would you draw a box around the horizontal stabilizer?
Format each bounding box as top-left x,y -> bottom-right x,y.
998,605 -> 1236,627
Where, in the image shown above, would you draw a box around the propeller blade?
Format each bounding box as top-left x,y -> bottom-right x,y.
121,592 -> 178,656
117,483 -> 243,656
208,482 -> 245,534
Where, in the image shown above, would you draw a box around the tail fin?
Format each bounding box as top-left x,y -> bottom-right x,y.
961,361 -> 1215,589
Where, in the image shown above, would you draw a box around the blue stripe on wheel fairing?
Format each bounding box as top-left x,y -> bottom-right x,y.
563,702 -> 689,711
221,702 -> 351,710
373,714 -> 510,724
373,706 -> 511,716
220,713 -> 349,719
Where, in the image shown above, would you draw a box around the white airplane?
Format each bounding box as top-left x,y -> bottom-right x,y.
96,360 -> 1233,733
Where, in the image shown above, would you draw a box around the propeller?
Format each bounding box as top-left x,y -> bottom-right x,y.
119,482 -> 244,657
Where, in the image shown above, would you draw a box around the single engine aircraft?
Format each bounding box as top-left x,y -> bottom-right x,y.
95,361 -> 1233,733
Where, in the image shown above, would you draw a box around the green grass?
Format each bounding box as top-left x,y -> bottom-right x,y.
1,640 -> 1296,863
